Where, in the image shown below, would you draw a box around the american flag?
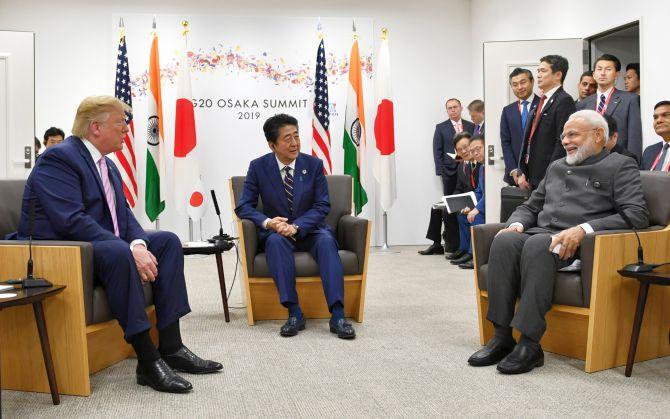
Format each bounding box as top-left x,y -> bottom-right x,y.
114,32 -> 139,208
311,38 -> 332,174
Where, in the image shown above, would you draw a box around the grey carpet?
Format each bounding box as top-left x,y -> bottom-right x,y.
3,246 -> 670,417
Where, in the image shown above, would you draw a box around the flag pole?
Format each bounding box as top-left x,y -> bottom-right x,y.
154,15 -> 159,231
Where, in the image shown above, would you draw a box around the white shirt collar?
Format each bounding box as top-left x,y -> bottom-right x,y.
450,119 -> 463,126
275,154 -> 296,172
81,137 -> 104,164
596,86 -> 615,98
519,93 -> 536,105
542,85 -> 561,101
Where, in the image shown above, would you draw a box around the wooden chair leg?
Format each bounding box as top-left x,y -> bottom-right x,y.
215,252 -> 230,322
32,301 -> 60,405
625,281 -> 650,377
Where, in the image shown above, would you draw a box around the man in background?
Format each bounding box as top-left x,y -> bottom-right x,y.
604,114 -> 638,164
43,126 -> 65,149
501,68 -> 540,186
577,54 -> 642,159
432,98 -> 475,253
517,55 -> 576,190
641,101 -> 670,171
624,63 -> 640,95
576,71 -> 597,104
468,99 -> 485,136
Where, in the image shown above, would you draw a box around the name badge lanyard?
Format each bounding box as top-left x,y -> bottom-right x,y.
596,88 -> 616,115
650,146 -> 670,171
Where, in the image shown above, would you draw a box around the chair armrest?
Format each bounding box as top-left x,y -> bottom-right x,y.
238,219 -> 258,276
472,223 -> 505,269
337,215 -> 369,274
0,240 -> 95,324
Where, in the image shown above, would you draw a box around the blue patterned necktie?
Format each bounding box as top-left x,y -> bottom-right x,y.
597,93 -> 607,114
283,166 -> 294,213
654,144 -> 670,171
521,100 -> 529,131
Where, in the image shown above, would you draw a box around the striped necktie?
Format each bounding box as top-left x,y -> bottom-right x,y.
597,94 -> 607,114
98,157 -> 120,236
654,144 -> 670,171
283,166 -> 294,213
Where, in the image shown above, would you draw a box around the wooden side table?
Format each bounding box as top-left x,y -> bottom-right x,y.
618,266 -> 670,377
183,242 -> 232,322
0,285 -> 66,406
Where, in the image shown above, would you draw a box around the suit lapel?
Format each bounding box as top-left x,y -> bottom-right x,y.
74,137 -> 106,198
291,155 -> 306,216
266,154 -> 290,214
606,89 -> 622,115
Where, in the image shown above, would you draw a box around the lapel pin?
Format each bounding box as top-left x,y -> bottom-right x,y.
302,169 -> 307,175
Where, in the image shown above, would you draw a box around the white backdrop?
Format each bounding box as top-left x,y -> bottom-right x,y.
116,14 -> 374,240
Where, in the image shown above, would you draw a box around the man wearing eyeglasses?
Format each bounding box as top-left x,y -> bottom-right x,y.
468,110 -> 648,375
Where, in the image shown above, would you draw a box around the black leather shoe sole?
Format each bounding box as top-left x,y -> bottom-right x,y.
280,322 -> 306,337
136,375 -> 192,393
497,355 -> 544,374
418,246 -> 444,255
167,363 -> 223,375
445,251 -> 465,260
329,325 -> 356,340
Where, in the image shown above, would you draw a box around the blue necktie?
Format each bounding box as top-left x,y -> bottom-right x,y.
283,166 -> 294,213
597,94 -> 607,114
474,125 -> 480,135
654,144 -> 669,171
521,100 -> 529,131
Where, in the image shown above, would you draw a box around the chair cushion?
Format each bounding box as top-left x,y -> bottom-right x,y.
478,264 -> 585,308
90,283 -> 153,325
252,251 -> 359,277
641,171 -> 670,226
0,179 -> 26,238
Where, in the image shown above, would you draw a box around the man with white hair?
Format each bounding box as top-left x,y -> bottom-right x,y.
467,109 -> 649,375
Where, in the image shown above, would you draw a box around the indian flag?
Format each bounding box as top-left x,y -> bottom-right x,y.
146,31 -> 166,221
343,37 -> 368,215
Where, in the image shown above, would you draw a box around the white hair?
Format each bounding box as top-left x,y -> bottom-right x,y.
567,109 -> 609,140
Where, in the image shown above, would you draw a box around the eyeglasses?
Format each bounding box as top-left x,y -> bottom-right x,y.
560,128 -> 597,141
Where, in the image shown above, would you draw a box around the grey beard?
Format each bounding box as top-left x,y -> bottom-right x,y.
565,145 -> 592,165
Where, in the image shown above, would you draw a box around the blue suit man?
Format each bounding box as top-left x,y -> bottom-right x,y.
641,101 -> 670,171
235,114 -> 355,339
15,96 -> 220,394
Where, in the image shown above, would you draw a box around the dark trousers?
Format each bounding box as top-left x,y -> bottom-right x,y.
263,228 -> 344,309
457,212 -> 485,255
486,231 -> 574,341
435,173 -> 459,251
93,231 -> 191,340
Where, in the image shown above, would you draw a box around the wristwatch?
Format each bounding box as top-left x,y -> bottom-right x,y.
292,224 -> 299,236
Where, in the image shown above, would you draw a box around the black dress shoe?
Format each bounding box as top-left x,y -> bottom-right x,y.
329,318 -> 356,339
280,316 -> 306,337
445,249 -> 466,260
450,253 -> 472,265
163,346 -> 223,374
418,243 -> 444,255
497,343 -> 544,374
136,358 -> 192,393
467,337 -> 516,367
459,260 -> 474,269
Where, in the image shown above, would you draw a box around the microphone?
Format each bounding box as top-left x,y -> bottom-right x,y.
617,206 -> 657,273
20,199 -> 52,288
209,189 -> 231,243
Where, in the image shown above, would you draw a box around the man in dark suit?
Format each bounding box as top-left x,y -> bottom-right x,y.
235,114 -> 355,339
468,99 -> 485,137
517,55 -> 576,190
576,70 -> 597,104
641,101 -> 670,171
577,54 -> 642,159
501,68 -> 540,185
624,63 -> 640,95
420,132 -> 477,255
468,110 -> 649,374
16,96 -> 221,394
604,114 -> 638,164
432,98 -> 475,252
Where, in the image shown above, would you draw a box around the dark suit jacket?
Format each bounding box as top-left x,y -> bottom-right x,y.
508,150 -> 649,233
641,141 -> 668,170
235,152 -> 331,241
432,119 -> 475,177
611,143 -> 639,165
500,95 -> 541,184
576,89 -> 642,159
473,122 -> 485,137
453,161 -> 481,195
16,136 -> 147,243
518,86 -> 576,188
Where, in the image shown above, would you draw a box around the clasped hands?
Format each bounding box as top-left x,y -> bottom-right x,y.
267,216 -> 298,237
496,224 -> 586,260
460,206 -> 480,224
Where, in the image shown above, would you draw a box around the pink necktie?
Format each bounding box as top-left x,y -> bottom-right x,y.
456,122 -> 463,133
98,157 -> 120,236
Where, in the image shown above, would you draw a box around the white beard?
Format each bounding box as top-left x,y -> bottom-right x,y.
565,143 -> 595,165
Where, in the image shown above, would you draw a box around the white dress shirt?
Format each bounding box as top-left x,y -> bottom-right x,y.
540,85 -> 561,112
262,155 -> 297,229
450,119 -> 464,133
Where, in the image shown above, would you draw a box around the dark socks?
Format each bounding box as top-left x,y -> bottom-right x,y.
330,302 -> 344,322
158,320 -> 184,356
493,323 -> 514,345
287,303 -> 303,320
130,330 -> 160,365
519,334 -> 540,349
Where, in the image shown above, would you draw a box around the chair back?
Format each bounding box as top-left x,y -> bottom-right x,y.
0,179 -> 26,238
230,175 -> 352,231
640,171 -> 670,227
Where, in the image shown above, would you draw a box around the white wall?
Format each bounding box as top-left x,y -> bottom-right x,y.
470,0 -> 670,150
0,0 -> 472,245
